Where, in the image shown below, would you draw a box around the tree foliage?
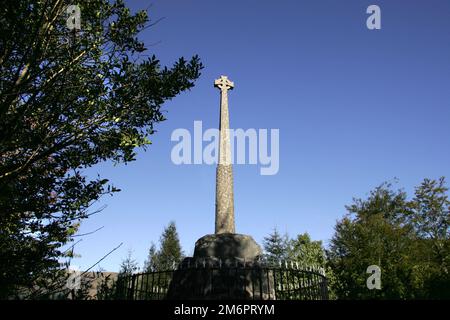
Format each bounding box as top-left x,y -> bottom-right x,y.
262,228 -> 290,263
118,250 -> 139,277
0,0 -> 202,298
288,233 -> 326,268
143,243 -> 158,272
328,178 -> 450,299
144,221 -> 184,272
263,228 -> 327,269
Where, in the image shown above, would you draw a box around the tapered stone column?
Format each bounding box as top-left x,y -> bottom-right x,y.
214,75 -> 235,234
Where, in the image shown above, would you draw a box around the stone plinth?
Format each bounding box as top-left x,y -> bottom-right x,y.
194,233 -> 262,261
166,233 -> 273,300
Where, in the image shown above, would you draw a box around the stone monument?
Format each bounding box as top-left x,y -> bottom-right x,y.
194,75 -> 262,263
167,76 -> 269,300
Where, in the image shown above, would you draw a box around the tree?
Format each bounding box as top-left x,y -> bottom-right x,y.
328,182 -> 416,299
118,250 -> 139,277
143,243 -> 158,272
288,233 -> 326,268
327,179 -> 450,299
144,222 -> 184,272
408,178 -> 449,263
407,177 -> 450,298
0,0 -> 202,298
263,228 -> 290,263
158,221 -> 184,270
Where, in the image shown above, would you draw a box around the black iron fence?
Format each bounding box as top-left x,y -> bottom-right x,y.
115,261 -> 328,300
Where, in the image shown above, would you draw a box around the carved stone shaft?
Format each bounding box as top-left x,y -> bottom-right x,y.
215,164 -> 235,233
214,76 -> 235,234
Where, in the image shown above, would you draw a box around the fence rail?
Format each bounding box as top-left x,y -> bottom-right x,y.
115,263 -> 328,300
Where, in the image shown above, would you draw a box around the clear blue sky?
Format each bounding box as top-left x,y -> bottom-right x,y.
73,0 -> 450,272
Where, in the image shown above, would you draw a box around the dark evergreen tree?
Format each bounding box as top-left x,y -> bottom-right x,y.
144,243 -> 158,272
144,222 -> 184,272
118,250 -> 139,277
263,228 -> 290,263
157,222 -> 184,270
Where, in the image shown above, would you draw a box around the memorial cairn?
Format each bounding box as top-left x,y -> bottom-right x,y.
116,76 -> 329,300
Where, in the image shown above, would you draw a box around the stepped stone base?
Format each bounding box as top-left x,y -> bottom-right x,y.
166,261 -> 275,300
166,233 -> 274,300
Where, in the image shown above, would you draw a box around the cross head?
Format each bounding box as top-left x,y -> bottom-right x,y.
214,75 -> 234,91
